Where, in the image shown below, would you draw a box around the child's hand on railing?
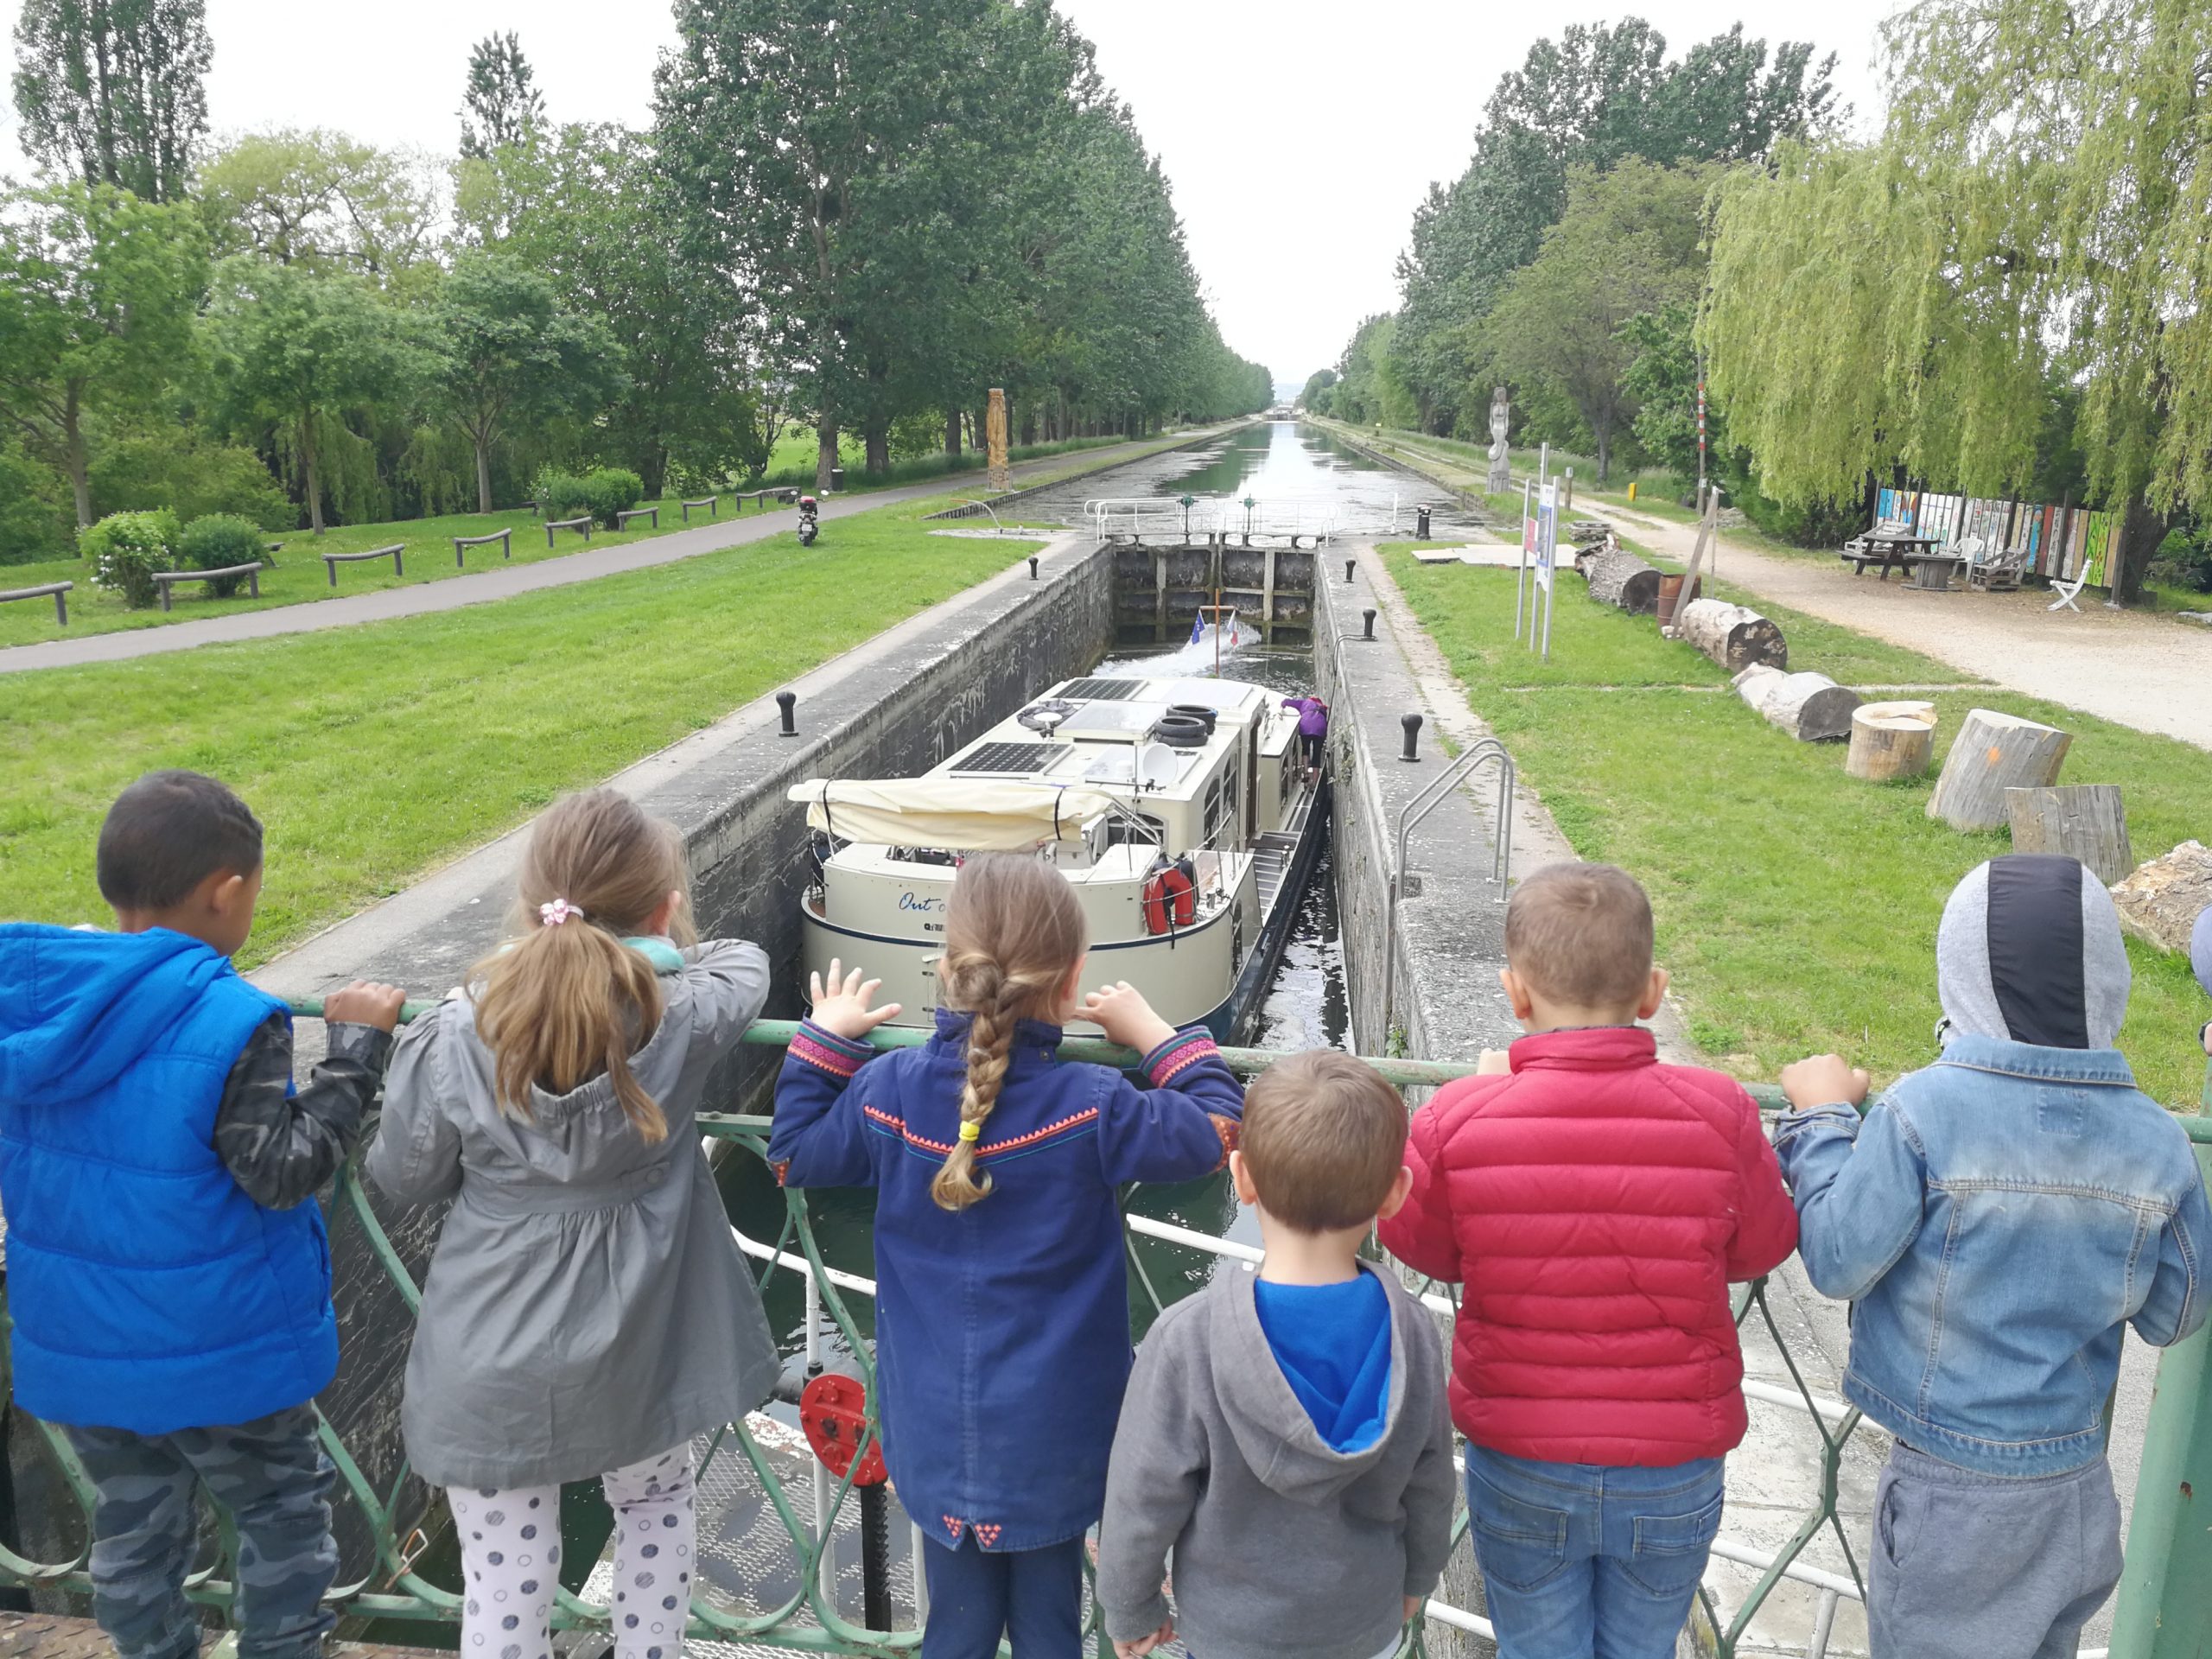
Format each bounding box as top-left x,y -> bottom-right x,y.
1081,980 -> 1176,1056
1113,1620 -> 1173,1659
807,959 -> 903,1041
1779,1054 -> 1870,1112
323,981 -> 409,1032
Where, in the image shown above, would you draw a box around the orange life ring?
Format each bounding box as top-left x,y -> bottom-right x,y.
1143,865 -> 1197,934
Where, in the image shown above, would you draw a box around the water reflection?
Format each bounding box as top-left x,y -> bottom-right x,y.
1014,419 -> 1485,539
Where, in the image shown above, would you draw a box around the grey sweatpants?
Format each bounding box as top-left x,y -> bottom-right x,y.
1869,1442 -> 2122,1659
65,1406 -> 340,1659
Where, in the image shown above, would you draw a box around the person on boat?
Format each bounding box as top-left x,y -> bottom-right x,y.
771,853 -> 1244,1659
369,788 -> 779,1659
1282,694 -> 1328,780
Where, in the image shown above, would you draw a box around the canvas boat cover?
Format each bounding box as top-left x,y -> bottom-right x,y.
789,778 -> 1121,850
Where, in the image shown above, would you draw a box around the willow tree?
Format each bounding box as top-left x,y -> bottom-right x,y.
1702,0 -> 2212,601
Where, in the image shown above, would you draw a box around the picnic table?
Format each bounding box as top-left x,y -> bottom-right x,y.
1840,530 -> 1941,579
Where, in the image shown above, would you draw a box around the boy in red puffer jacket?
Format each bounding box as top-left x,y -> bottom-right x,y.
1380,861 -> 1797,1659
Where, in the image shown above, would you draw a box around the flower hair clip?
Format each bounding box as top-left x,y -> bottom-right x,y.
540,898 -> 586,927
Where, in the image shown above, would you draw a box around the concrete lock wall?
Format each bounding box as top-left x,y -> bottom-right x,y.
265,534 -> 1120,1547
1112,543 -> 1316,644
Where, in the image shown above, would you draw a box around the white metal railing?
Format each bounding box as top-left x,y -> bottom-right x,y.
730,1210 -> 1877,1659
1083,496 -> 1343,545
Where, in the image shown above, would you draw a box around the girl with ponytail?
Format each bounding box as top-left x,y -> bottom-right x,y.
772,852 -> 1244,1658
369,789 -> 781,1659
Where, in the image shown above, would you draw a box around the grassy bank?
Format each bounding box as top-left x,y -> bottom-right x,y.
1383,545 -> 2212,1109
0,497 -> 1048,969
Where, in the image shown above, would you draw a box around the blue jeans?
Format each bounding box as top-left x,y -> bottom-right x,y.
1465,1446 -> 1724,1659
919,1534 -> 1084,1659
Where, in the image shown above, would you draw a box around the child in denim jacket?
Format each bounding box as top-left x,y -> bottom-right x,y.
1778,855 -> 2212,1659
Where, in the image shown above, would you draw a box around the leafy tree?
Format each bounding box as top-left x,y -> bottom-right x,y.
11,0 -> 211,202
1480,161 -> 1708,480
458,122 -> 766,494
0,181 -> 205,528
655,0 -> 1085,487
459,32 -> 544,161
196,130 -> 443,281
203,257 -> 427,534
1300,369 -> 1338,409
1391,19 -> 1833,434
1618,303 -> 1709,484
429,253 -> 623,514
1703,0 -> 2208,601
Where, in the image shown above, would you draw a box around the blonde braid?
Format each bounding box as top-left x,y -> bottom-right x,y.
929,852 -> 1090,1211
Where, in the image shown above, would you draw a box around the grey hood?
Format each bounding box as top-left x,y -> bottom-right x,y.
1937,855 -> 2129,1050
1206,1262 -> 1413,1504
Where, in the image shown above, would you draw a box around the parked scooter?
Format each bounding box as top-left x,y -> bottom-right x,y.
797,494 -> 820,546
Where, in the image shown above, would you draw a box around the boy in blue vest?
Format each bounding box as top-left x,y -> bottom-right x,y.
0,771 -> 405,1659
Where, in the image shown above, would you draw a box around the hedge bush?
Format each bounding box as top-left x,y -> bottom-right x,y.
583,467 -> 645,528
80,510 -> 181,609
180,514 -> 266,597
531,466 -> 592,522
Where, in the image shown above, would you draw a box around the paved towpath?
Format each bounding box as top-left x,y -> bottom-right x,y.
0,435 -> 1200,677
1591,504 -> 2212,751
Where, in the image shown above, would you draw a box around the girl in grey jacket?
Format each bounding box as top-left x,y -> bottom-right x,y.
369,789 -> 781,1659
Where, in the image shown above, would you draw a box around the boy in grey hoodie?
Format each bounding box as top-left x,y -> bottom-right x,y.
1097,1051 -> 1455,1659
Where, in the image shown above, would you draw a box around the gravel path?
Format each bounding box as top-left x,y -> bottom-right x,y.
1596,505 -> 2212,750
0,435 -> 1199,677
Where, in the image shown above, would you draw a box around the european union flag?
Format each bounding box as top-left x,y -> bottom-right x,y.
1190,611 -> 1205,645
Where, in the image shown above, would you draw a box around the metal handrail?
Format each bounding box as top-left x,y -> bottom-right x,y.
1379,738 -> 1515,1045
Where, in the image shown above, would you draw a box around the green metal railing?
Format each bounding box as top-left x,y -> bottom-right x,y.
3,1015 -> 2206,1657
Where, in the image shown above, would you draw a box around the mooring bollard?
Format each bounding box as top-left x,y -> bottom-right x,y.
1415,505 -> 1432,539
1363,608 -> 1376,640
1344,557 -> 1357,583
776,690 -> 798,737
1028,556 -> 1039,580
1401,712 -> 1423,762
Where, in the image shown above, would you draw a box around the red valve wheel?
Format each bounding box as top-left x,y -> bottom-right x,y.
799,1372 -> 887,1487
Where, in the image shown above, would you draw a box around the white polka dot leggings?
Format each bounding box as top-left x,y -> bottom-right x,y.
449,1445 -> 696,1659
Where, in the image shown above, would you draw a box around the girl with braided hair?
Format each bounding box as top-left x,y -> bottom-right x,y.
772,852 -> 1244,1659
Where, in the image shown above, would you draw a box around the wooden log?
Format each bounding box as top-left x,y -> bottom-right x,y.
1733,664 -> 1863,741
1846,701 -> 1938,780
1676,598 -> 1787,671
1926,708 -> 2072,830
1582,546 -> 1661,613
2005,785 -> 2133,884
2109,840 -> 2212,953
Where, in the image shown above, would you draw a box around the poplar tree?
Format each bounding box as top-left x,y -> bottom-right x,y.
11,0 -> 212,203
459,32 -> 544,161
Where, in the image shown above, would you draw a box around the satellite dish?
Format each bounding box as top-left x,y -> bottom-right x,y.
1137,741 -> 1180,788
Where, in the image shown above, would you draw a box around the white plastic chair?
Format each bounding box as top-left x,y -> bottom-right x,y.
1952,534 -> 1989,583
2048,569 -> 2089,612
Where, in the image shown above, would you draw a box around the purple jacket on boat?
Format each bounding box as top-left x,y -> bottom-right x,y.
1284,696 -> 1329,737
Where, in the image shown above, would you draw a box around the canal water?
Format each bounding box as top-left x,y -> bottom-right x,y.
1012,417 -> 1488,540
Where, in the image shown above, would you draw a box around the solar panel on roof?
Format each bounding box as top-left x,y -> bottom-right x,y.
1062,678 -> 1147,701
950,741 -> 1072,775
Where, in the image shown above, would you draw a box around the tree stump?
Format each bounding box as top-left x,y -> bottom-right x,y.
1846,701 -> 1938,781
1733,664 -> 1863,741
1926,709 -> 2072,830
2108,841 -> 2212,951
1677,598 -> 1787,671
1583,546 -> 1661,613
2005,785 -> 2133,884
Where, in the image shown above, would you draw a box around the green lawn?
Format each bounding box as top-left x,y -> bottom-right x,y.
0,498 -> 743,648
1383,549 -> 2212,1109
0,497 -> 1048,970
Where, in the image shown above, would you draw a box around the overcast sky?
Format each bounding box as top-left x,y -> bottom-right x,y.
1,0 -> 1899,385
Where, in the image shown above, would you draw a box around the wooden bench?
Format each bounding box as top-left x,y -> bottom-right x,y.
454,529 -> 512,567
615,507 -> 658,531
154,563 -> 261,611
545,516 -> 593,547
1,581 -> 73,625
323,543 -> 404,586
681,496 -> 717,522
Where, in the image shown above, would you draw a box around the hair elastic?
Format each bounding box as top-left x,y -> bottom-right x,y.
958,1122 -> 982,1142
540,898 -> 586,927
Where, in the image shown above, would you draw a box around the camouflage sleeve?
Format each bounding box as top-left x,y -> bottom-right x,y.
213,1014 -> 393,1211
